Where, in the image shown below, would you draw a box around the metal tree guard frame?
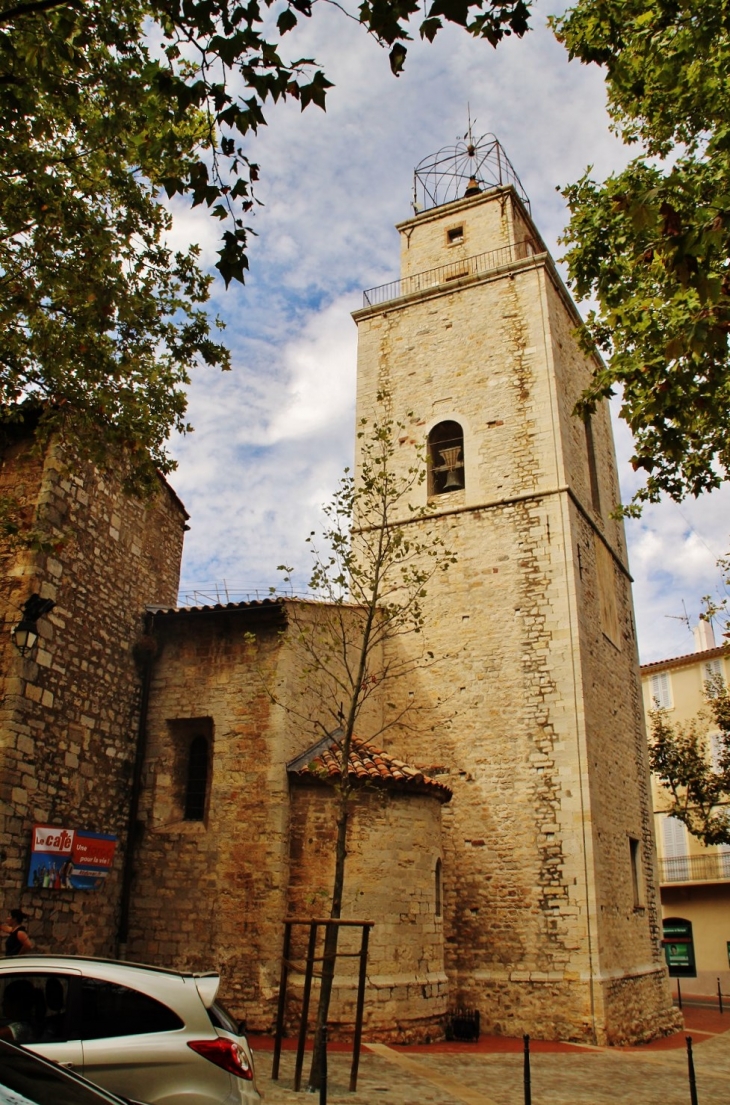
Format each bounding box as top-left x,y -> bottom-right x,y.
272,918 -> 374,1093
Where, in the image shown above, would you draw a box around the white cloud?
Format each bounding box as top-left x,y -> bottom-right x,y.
164,0 -> 728,665
266,297 -> 358,444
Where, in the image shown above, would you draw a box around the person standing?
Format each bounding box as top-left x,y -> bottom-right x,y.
1,910 -> 32,956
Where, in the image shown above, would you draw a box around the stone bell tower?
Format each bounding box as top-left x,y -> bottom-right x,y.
351,134 -> 678,1044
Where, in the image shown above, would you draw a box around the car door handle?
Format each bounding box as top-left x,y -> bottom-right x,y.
59,1062 -> 74,1069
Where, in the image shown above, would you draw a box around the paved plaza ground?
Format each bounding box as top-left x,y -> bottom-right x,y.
250,1003 -> 730,1103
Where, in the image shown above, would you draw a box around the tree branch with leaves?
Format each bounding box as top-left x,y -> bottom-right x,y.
0,0 -> 532,489
552,0 -> 730,513
649,675 -> 730,847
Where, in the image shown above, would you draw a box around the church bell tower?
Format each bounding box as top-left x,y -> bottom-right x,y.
351,134 -> 678,1044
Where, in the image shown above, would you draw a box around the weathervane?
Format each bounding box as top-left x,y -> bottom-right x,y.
412,111 -> 530,215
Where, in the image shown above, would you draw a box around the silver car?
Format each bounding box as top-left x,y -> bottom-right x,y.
0,956 -> 260,1105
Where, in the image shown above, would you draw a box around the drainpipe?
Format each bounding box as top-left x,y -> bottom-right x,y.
117,609 -> 156,956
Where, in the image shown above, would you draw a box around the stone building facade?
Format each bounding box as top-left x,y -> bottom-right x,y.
0,420 -> 186,954
0,146 -> 680,1046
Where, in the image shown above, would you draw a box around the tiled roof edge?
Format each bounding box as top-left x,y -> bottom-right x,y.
640,643 -> 728,674
147,597 -> 287,617
288,736 -> 452,803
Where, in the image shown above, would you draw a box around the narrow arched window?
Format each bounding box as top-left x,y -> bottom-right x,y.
435,858 -> 442,917
184,735 -> 209,821
428,421 -> 464,496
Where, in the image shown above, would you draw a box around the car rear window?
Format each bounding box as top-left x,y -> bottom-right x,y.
81,979 -> 183,1039
207,1001 -> 239,1035
0,973 -> 75,1045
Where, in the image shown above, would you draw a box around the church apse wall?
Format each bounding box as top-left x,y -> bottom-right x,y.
287,749 -> 450,1043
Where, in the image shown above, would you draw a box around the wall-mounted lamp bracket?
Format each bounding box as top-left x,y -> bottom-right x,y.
12,594 -> 55,656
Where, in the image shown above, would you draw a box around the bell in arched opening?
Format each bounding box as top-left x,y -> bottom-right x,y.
428,420 -> 465,496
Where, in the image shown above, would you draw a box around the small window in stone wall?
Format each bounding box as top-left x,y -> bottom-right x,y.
428,421 -> 465,496
629,837 -> 644,908
185,735 -> 209,820
163,717 -> 213,825
583,413 -> 602,517
435,858 -> 442,917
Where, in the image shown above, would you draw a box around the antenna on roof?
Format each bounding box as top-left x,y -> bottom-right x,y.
664,599 -> 691,633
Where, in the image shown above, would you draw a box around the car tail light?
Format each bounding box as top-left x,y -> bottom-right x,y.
188,1038 -> 254,1080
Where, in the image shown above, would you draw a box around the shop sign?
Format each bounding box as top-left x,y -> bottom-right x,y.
28,824 -> 117,891
662,918 -> 696,977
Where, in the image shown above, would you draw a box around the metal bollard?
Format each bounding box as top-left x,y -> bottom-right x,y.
718,978 -> 724,1015
523,1034 -> 531,1105
319,1025 -> 327,1105
677,978 -> 683,1010
686,1036 -> 699,1105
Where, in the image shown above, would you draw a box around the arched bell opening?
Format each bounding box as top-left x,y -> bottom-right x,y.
428,421 -> 465,496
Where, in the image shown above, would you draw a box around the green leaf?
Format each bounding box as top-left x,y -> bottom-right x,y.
277,7 -> 298,33
389,42 -> 407,75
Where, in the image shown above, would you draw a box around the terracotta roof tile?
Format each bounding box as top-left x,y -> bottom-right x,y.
289,736 -> 452,803
640,643 -> 727,674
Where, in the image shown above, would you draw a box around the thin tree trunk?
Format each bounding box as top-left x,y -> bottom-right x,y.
308,785 -> 349,1090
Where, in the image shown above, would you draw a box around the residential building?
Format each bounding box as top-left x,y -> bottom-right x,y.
641,621 -> 730,996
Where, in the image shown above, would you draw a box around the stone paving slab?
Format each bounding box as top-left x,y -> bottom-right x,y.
252,1028 -> 730,1104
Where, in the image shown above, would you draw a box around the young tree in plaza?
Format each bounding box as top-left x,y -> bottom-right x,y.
273,401 -> 455,1088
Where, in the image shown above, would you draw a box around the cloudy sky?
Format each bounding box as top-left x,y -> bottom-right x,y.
165,0 -> 730,665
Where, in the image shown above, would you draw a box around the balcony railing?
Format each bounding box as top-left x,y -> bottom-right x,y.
659,852 -> 730,883
362,239 -> 541,309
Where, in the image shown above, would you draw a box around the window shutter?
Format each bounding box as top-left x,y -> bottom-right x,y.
661,816 -> 689,880
704,658 -> 724,697
650,671 -> 672,710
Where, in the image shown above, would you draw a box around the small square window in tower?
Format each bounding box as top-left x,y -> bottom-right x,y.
446,226 -> 464,246
428,421 -> 464,496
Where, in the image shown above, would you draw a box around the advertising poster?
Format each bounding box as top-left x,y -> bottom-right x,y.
28,825 -> 117,891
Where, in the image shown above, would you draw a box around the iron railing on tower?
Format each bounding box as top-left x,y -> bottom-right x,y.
362,239 -> 541,309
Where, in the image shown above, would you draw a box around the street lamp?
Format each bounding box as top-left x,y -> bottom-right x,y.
12,618 -> 39,656
12,594 -> 55,657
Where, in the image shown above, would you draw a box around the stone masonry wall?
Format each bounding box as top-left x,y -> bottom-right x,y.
128,600 -> 398,1032
544,275 -> 673,1024
398,188 -> 514,279
0,429 -> 185,956
127,607 -> 292,1030
287,783 -> 447,1042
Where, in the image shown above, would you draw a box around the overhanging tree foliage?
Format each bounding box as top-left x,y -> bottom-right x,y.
270,403 -> 454,1088
1,0 -> 532,487
649,675 -> 730,846
553,0 -> 730,513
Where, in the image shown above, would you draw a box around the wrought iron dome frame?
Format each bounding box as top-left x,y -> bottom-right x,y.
412,133 -> 530,215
